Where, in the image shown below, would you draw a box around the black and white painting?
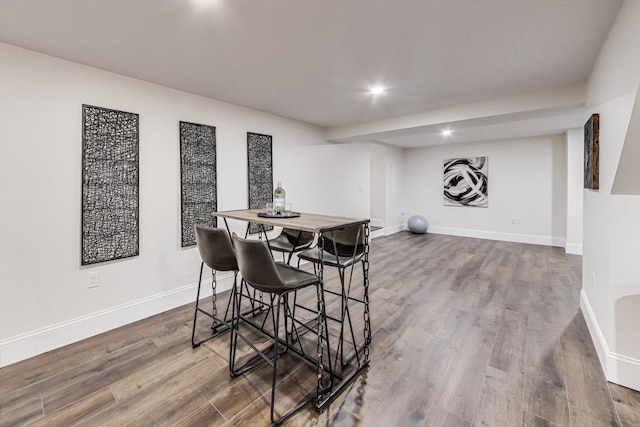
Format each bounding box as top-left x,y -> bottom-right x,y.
82,104 -> 139,265
443,157 -> 488,207
247,132 -> 273,234
180,121 -> 217,247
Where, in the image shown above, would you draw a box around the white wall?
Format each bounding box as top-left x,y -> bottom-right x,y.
0,43 -> 370,366
369,143 -> 387,228
275,141 -> 370,219
384,144 -> 404,235
368,142 -> 404,235
402,135 -> 567,246
565,128 -> 584,254
580,0 -> 640,391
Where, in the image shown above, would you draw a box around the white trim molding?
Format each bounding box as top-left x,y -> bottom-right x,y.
370,218 -> 384,229
607,352 -> 640,391
382,223 -> 405,237
581,290 -> 640,391
428,225 -> 566,247
565,242 -> 583,255
0,272 -> 236,368
580,289 -> 610,372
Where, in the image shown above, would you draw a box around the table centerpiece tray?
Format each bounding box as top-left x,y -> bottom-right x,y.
257,212 -> 301,219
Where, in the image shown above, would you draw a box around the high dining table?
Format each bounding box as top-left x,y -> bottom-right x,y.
212,208 -> 371,412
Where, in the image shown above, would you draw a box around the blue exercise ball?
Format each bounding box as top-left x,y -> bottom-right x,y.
408,215 -> 428,234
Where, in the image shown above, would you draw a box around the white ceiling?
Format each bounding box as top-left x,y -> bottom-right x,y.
0,0 -> 622,147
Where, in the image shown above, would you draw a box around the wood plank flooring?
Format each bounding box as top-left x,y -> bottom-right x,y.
1,232 -> 639,426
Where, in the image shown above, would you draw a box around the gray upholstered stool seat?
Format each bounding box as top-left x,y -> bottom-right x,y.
268,227 -> 315,265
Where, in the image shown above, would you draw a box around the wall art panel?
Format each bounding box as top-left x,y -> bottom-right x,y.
247,132 -> 273,234
583,113 -> 599,190
180,121 -> 217,247
443,157 -> 488,207
81,104 -> 139,265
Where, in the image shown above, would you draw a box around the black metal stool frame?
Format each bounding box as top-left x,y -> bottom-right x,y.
191,263 -> 235,347
295,226 -> 366,369
229,234 -> 334,426
302,224 -> 371,410
191,225 -> 240,348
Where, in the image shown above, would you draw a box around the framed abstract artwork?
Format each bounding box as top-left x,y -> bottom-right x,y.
584,113 -> 599,190
247,132 -> 273,234
443,157 -> 488,207
180,121 -> 217,247
81,104 -> 139,265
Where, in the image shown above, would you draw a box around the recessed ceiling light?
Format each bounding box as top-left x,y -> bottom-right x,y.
440,129 -> 453,136
192,0 -> 221,9
369,86 -> 386,95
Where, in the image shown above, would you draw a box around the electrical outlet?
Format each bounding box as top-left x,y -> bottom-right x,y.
88,272 -> 100,289
512,218 -> 522,224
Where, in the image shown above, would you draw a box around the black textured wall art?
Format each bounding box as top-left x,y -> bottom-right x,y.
584,114 -> 599,190
247,132 -> 273,234
443,157 -> 488,207
180,121 -> 217,247
81,105 -> 139,265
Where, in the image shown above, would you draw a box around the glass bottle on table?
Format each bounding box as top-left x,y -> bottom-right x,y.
274,182 -> 286,215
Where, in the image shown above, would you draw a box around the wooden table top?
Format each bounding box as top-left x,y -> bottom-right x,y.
212,209 -> 369,233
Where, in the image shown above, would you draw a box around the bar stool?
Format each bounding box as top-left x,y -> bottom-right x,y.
230,233 -> 331,426
267,228 -> 315,265
297,224 -> 365,367
191,225 -> 238,348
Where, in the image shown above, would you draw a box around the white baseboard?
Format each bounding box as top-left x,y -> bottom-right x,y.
565,242 -> 583,255
370,218 -> 384,229
427,225 -> 566,247
0,272 -> 236,368
370,228 -> 385,239
580,290 -> 640,391
382,224 -> 405,237
607,352 -> 640,391
580,290 -> 610,374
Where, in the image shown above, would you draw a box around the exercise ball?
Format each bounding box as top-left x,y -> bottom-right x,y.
407,215 -> 428,234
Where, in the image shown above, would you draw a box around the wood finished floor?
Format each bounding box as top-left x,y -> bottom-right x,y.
1,232 -> 639,426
